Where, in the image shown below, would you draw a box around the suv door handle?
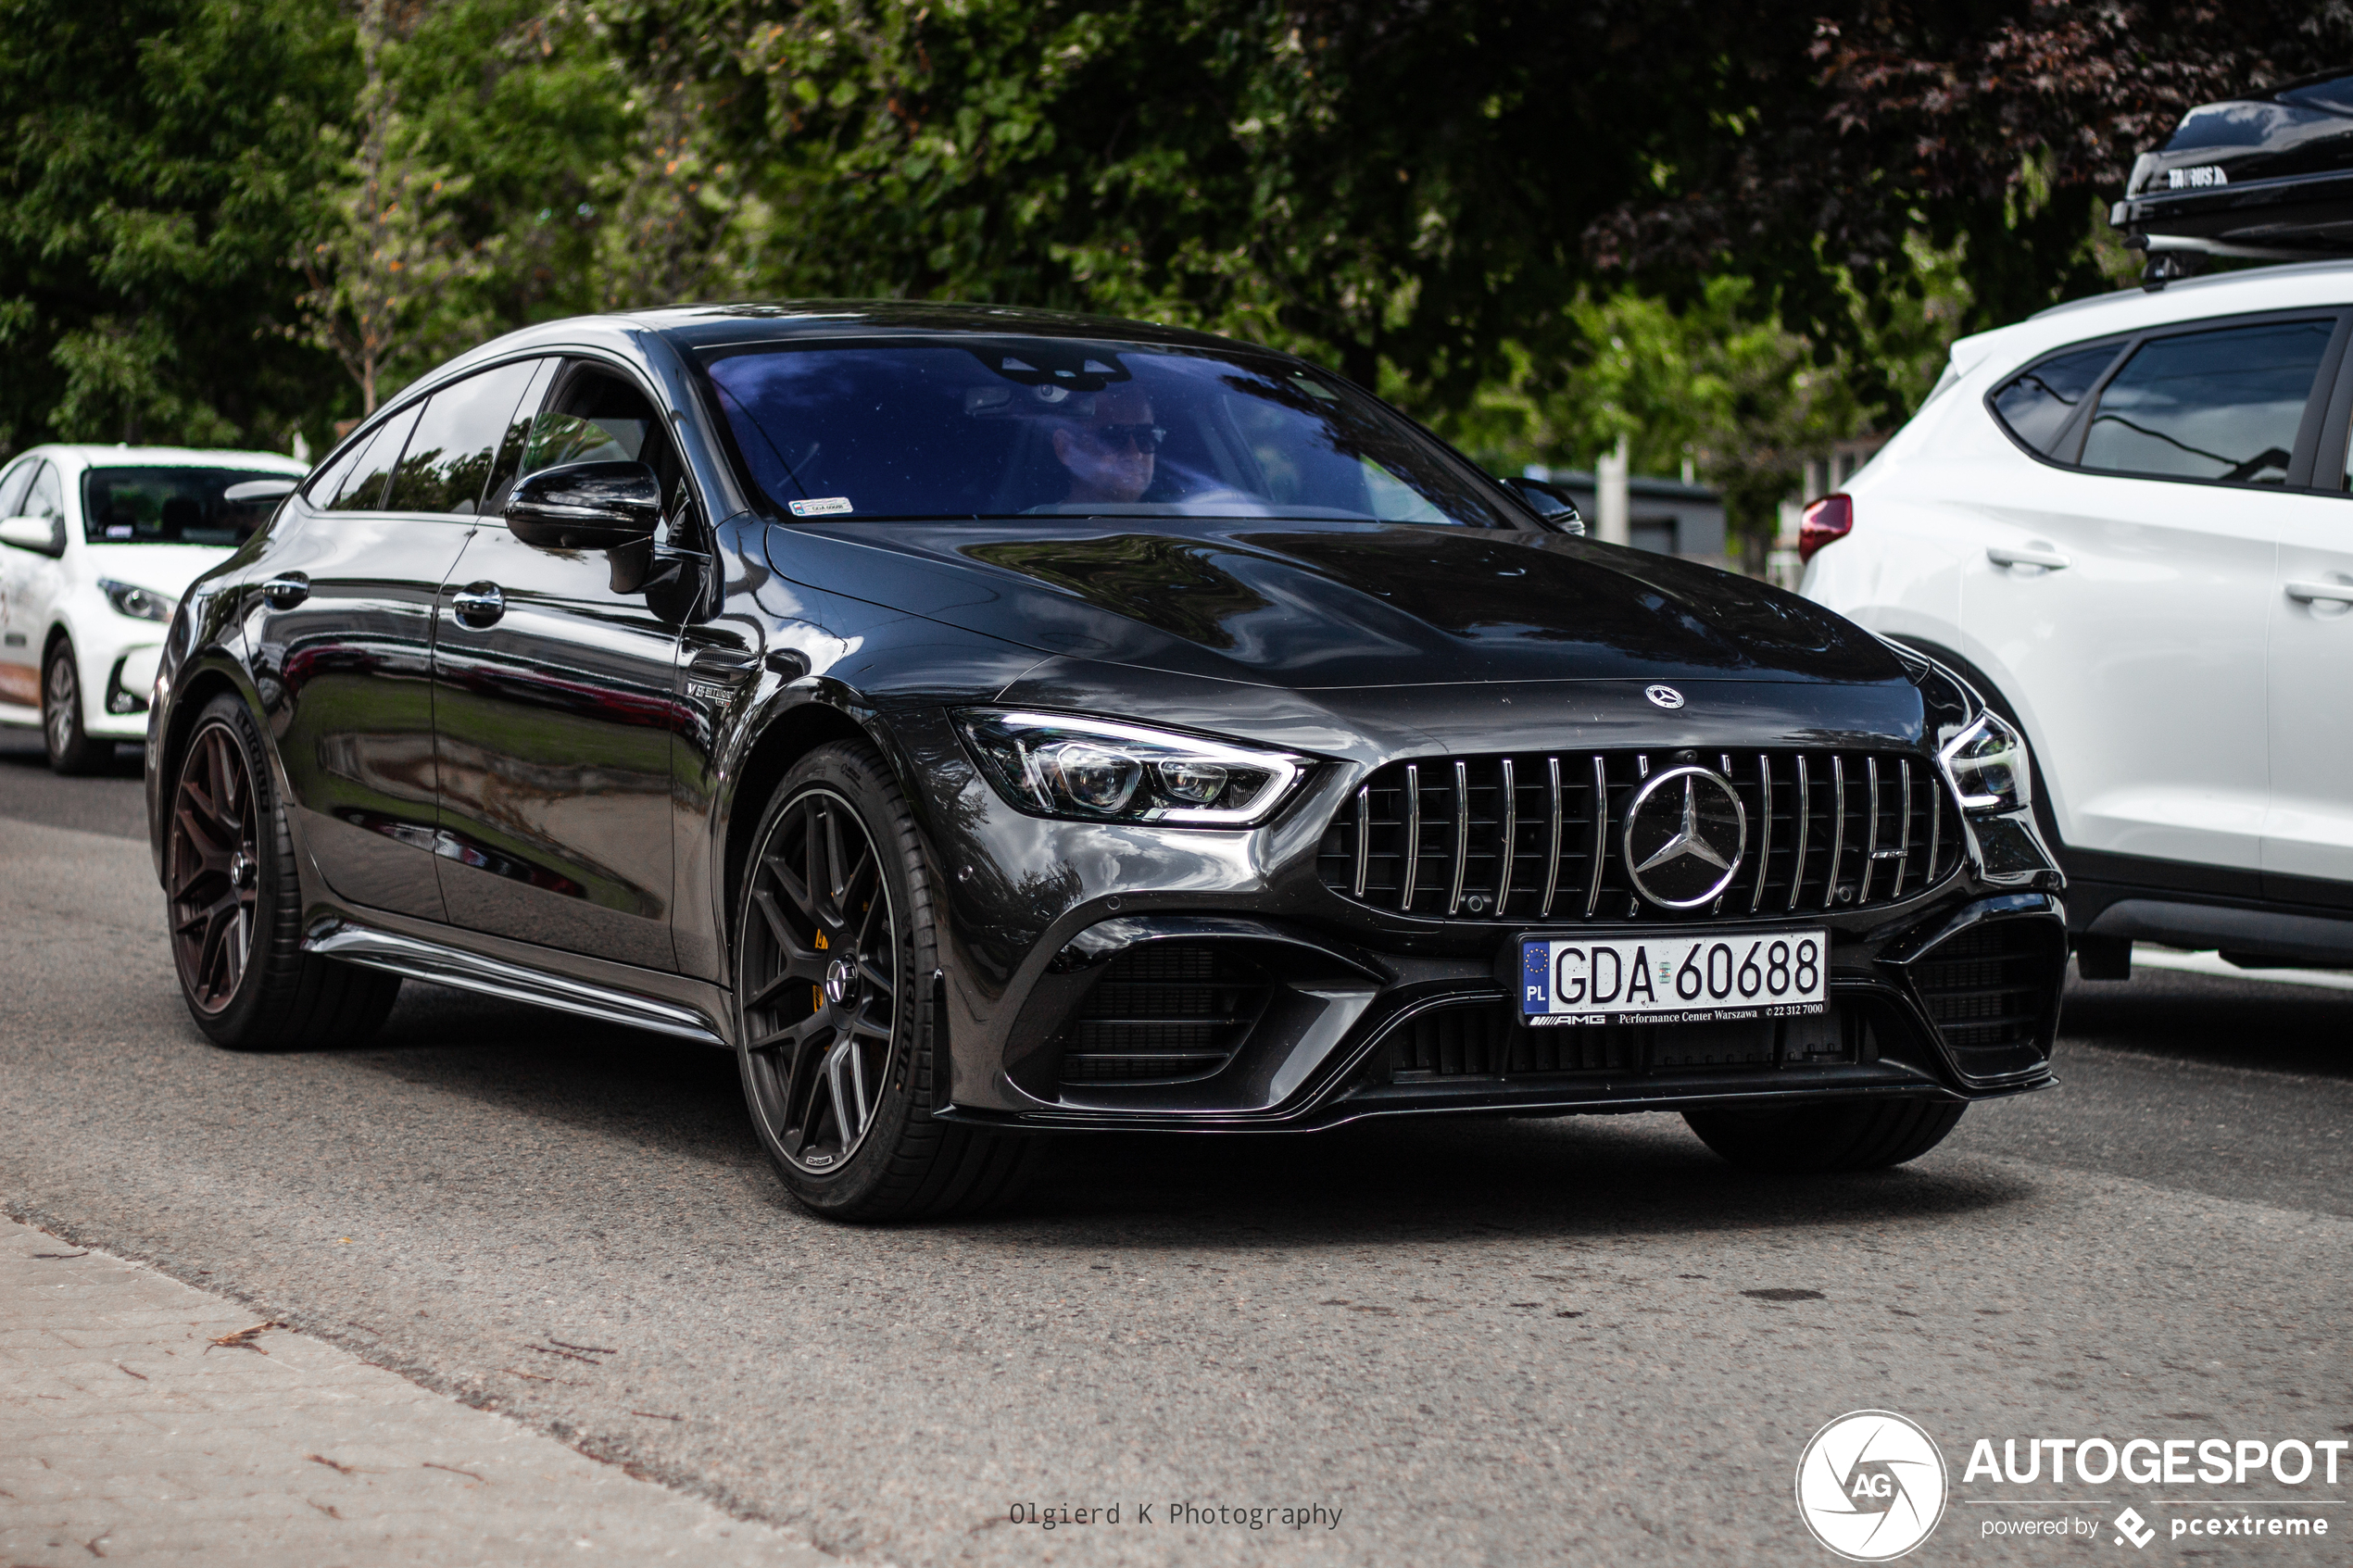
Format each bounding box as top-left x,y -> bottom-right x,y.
261,573 -> 309,608
451,582 -> 505,628
2285,580 -> 2353,606
1987,545 -> 2070,571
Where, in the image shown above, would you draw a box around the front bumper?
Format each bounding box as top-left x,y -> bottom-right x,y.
895,707 -> 2068,1133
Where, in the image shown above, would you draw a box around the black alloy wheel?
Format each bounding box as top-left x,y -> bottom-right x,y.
169,719 -> 262,1013
43,641 -> 106,774
164,694 -> 401,1048
742,783 -> 900,1171
736,741 -> 1040,1220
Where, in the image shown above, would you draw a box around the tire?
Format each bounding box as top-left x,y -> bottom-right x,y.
1682,1098 -> 1965,1173
734,740 -> 1041,1221
43,639 -> 108,775
165,693 -> 400,1049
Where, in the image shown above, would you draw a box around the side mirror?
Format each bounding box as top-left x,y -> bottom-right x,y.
503,460 -> 663,551
0,515 -> 61,556
1501,476 -> 1586,535
222,479 -> 297,508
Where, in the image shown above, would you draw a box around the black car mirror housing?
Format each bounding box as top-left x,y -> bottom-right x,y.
505,460 -> 663,551
1499,475 -> 1586,534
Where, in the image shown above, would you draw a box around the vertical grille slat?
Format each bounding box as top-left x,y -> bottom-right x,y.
1323,746 -> 1962,925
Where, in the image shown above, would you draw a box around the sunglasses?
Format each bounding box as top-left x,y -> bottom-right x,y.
1082,422 -> 1167,454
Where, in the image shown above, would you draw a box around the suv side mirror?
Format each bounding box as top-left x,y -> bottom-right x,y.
0,515 -> 62,556
1501,476 -> 1586,535
504,460 -> 663,551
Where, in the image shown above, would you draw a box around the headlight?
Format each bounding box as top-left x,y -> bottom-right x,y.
1939,711 -> 2031,815
99,579 -> 176,623
955,709 -> 1307,827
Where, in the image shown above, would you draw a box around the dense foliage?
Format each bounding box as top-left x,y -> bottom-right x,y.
1,0 -> 2345,543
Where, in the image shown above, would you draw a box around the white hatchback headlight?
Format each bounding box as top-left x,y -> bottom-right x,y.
98,578 -> 176,623
1940,711 -> 2032,815
956,709 -> 1307,826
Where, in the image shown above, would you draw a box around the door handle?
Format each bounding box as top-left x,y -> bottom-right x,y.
2285,580 -> 2353,606
450,582 -> 505,628
261,573 -> 309,608
1987,545 -> 2071,571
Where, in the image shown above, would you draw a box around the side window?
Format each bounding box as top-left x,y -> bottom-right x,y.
13,462 -> 67,555
323,408 -> 422,512
1989,343 -> 2124,456
2080,319 -> 2336,486
481,358 -> 559,515
520,366 -> 673,482
382,360 -> 545,515
0,458 -> 36,520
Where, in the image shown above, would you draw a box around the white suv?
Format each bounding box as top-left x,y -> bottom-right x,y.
0,445 -> 307,772
1803,258 -> 2353,977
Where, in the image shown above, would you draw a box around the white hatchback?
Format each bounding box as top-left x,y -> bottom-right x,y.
1803,258 -> 2353,976
0,445 -> 308,772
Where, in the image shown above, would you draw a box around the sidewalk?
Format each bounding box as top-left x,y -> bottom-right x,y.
0,1215 -> 830,1566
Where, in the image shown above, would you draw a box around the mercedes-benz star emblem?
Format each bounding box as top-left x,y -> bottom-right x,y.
1644,684 -> 1685,709
823,956 -> 856,1007
1622,766 -> 1747,909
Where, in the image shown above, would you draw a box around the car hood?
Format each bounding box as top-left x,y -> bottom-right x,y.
82,543 -> 237,600
761,519 -> 1906,691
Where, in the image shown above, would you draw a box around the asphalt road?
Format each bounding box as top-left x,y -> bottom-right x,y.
3,748 -> 2348,1565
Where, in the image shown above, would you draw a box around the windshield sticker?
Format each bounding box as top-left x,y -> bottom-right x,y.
787,496 -> 854,518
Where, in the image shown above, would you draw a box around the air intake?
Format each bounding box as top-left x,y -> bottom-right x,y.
1056,942 -> 1271,1085
1909,919 -> 2060,1063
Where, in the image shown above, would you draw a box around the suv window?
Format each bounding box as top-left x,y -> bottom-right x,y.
2080,319 -> 2335,486
383,360 -> 545,515
1990,343 -> 2124,456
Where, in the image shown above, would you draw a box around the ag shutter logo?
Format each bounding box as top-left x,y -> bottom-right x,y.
1796,1411 -> 1948,1562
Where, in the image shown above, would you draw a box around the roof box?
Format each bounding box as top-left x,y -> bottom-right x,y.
2110,70 -> 2353,282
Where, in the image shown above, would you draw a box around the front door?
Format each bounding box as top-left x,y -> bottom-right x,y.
2263,348 -> 2353,902
430,359 -> 685,972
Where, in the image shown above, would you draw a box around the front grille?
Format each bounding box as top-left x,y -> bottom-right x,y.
1317,748 -> 1962,924
1388,998 -> 1855,1078
1056,942 -> 1271,1085
1910,920 -> 2058,1058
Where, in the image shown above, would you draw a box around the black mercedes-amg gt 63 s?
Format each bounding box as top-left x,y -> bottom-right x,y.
146,304 -> 2066,1219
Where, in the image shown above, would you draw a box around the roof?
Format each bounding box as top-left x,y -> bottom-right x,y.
22,445 -> 308,470
614,300 -> 1267,358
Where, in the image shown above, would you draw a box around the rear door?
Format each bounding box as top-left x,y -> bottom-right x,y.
2262,316 -> 2353,901
5,461 -> 70,707
429,358 -> 686,972
0,458 -> 41,709
1962,313 -> 2340,880
241,402 -> 460,919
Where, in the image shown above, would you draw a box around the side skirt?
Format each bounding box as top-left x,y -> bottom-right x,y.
303,920 -> 731,1048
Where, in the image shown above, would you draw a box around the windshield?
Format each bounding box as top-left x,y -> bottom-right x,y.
698,340 -> 1507,527
82,467 -> 295,546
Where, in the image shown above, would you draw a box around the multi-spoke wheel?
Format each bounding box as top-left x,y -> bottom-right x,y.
169,721 -> 262,1013
162,695 -> 401,1048
43,640 -> 106,774
741,784 -> 899,1170
735,741 -> 1041,1220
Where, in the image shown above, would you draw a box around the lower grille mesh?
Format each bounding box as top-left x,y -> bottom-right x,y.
1388,999 -> 1854,1078
1057,943 -> 1270,1085
1910,920 -> 2059,1058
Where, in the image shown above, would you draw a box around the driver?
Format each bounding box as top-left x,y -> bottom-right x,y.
1051,385 -> 1162,505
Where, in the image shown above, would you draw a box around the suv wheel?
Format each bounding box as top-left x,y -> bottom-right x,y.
43,640 -> 107,774
166,693 -> 401,1047
1682,1099 -> 1965,1173
735,740 -> 1039,1220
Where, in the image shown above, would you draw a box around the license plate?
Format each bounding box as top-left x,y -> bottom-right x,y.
1518,929 -> 1828,1027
